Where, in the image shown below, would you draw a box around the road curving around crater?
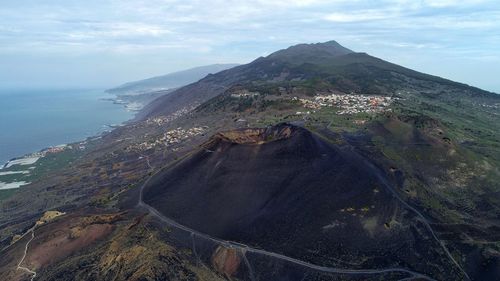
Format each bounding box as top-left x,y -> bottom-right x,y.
137,162 -> 437,281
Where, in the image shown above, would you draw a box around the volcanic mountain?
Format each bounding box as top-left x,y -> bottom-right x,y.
1,40 -> 498,281
139,40 -> 492,120
142,124 -> 465,279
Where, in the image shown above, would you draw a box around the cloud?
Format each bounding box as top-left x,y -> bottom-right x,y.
385,0 -> 490,8
323,10 -> 394,22
422,0 -> 487,7
0,0 -> 499,90
72,22 -> 173,39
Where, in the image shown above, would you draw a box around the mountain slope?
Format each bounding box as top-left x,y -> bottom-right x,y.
1,40 -> 499,281
139,40 -> 494,120
107,63 -> 239,96
142,124 -> 465,280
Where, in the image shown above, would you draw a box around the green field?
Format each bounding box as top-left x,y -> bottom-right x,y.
0,147 -> 86,203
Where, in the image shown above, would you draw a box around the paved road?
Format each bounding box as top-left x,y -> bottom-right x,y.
137,160 -> 437,281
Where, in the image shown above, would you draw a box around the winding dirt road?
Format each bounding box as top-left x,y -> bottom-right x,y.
16,226 -> 37,281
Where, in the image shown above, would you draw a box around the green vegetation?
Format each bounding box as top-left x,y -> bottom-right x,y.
0,147 -> 85,204
31,149 -> 84,180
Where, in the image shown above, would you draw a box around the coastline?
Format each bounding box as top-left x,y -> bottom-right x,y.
0,89 -> 134,195
0,131 -> 112,196
100,97 -> 144,112
0,88 -> 134,166
103,88 -> 175,113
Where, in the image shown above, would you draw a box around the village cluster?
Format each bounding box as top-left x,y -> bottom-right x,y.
294,93 -> 396,115
162,127 -> 207,145
230,89 -> 260,98
31,144 -> 70,158
479,102 -> 499,110
127,126 -> 208,151
145,104 -> 199,126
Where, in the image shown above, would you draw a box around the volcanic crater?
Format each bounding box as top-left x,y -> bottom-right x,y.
211,124 -> 295,145
142,124 -> 458,275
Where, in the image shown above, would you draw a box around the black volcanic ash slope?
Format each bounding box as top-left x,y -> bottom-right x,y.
143,124 -> 382,237
142,124 -> 461,278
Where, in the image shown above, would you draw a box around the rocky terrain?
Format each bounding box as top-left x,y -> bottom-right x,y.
0,40 -> 499,281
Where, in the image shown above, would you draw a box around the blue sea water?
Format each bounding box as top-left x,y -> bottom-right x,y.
0,89 -> 133,164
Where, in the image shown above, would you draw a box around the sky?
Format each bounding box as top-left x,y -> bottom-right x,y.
0,0 -> 499,93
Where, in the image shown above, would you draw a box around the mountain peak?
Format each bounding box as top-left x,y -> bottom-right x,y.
267,40 -> 354,61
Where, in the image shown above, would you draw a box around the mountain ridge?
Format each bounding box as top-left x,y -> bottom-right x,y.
107,63 -> 240,96
138,40 -> 496,120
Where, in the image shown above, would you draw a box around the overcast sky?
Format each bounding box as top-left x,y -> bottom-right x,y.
0,0 -> 499,92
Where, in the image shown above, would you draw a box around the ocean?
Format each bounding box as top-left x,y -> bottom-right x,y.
0,89 -> 133,164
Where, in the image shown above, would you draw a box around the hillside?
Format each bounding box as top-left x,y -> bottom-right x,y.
142,124 -> 465,280
106,64 -> 239,111
107,64 -> 239,96
0,40 -> 499,281
139,40 -> 494,120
